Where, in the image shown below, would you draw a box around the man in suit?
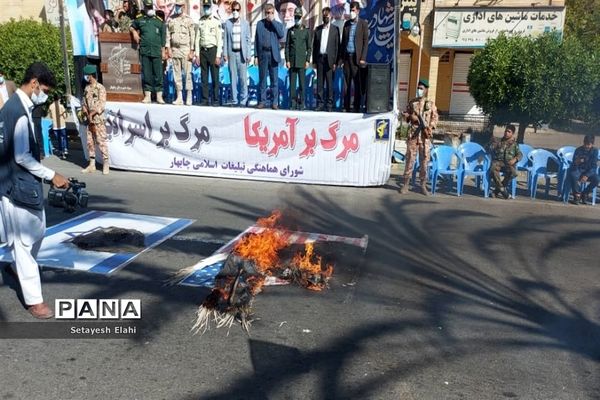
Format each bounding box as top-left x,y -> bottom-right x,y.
285,8 -> 311,110
0,70 -> 17,111
223,1 -> 252,107
312,7 -> 339,112
338,1 -> 368,113
254,3 -> 285,109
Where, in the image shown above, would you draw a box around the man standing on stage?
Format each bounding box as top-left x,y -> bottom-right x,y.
285,8 -> 311,110
131,0 -> 167,104
166,0 -> 195,105
338,1 -> 368,113
312,7 -> 339,112
254,3 -> 285,109
0,62 -> 69,319
196,0 -> 223,106
223,1 -> 251,107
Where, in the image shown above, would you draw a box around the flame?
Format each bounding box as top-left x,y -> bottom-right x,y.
292,242 -> 334,291
233,211 -> 287,274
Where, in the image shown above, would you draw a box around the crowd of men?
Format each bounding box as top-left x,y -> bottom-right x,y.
121,0 -> 370,111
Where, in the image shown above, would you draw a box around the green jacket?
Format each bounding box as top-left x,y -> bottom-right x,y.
285,25 -> 311,68
489,137 -> 522,163
132,14 -> 166,57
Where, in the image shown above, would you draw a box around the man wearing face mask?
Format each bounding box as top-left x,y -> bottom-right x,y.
81,64 -> 109,175
131,0 -> 167,104
284,8 -> 311,111
0,70 -> 17,111
398,79 -> 438,196
166,0 -> 195,105
0,62 -> 69,319
254,3 -> 285,109
223,1 -> 251,107
312,7 -> 339,112
338,1 -> 368,113
196,0 -> 223,106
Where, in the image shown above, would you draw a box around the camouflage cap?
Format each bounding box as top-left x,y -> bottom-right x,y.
175,0 -> 185,5
142,0 -> 153,7
294,7 -> 303,17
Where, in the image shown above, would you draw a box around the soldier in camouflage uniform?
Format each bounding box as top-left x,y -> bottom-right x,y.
487,124 -> 522,199
131,0 -> 167,104
166,0 -> 196,105
81,65 -> 110,175
117,0 -> 136,33
399,79 -> 438,195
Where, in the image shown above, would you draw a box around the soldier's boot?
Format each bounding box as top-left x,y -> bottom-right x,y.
399,177 -> 410,194
156,91 -> 166,104
102,159 -> 110,175
185,91 -> 193,106
173,91 -> 184,105
81,158 -> 96,174
142,92 -> 152,104
421,184 -> 430,196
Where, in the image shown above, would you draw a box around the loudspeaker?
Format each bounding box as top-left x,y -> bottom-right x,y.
366,64 -> 391,113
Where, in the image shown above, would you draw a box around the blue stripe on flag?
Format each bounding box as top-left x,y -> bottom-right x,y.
145,218 -> 194,247
45,210 -> 107,237
180,261 -> 225,287
88,252 -> 137,274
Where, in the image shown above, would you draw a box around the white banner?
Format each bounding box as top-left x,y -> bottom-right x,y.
432,8 -> 565,48
104,103 -> 395,186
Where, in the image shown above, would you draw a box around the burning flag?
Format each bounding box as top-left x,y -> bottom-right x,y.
191,211 -> 338,334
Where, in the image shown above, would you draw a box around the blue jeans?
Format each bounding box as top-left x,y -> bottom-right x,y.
229,51 -> 248,106
52,128 -> 68,154
568,169 -> 599,195
258,53 -> 278,106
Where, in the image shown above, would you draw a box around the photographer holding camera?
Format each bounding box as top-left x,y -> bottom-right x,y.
0,62 -> 69,319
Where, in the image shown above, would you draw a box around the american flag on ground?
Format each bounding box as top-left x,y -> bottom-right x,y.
178,226 -> 368,288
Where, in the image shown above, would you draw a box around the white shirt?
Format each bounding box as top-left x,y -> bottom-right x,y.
320,23 -> 330,55
14,89 -> 55,181
0,84 -> 8,103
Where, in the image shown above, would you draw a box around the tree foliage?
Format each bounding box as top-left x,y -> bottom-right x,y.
468,33 -> 599,142
565,0 -> 600,49
0,19 -> 74,101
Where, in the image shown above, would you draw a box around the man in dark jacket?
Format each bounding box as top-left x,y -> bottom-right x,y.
285,8 -> 311,110
312,7 -> 339,112
254,3 -> 285,109
338,1 -> 368,113
567,134 -> 599,205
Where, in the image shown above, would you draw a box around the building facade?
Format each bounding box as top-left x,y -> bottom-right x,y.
398,0 -> 566,116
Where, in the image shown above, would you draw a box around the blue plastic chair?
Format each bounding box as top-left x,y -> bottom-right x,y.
512,143 -> 534,197
333,68 -> 344,110
304,68 -> 316,109
557,145 -> 576,195
528,149 -> 560,199
457,142 -> 490,197
41,118 -> 54,157
247,65 -> 260,105
219,64 -> 232,105
431,146 -> 462,195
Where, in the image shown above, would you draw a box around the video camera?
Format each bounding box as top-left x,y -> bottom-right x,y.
48,178 -> 89,212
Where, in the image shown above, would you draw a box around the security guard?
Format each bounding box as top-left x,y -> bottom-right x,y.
131,0 -> 167,104
166,0 -> 196,105
196,0 -> 223,106
398,79 -> 438,196
285,7 -> 311,110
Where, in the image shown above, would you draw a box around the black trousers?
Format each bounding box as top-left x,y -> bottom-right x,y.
200,46 -> 220,105
316,54 -> 333,109
343,54 -> 366,112
289,67 -> 305,108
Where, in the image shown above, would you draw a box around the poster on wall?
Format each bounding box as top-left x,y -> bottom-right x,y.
65,0 -> 106,57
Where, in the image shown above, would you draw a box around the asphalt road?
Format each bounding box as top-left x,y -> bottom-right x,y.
1,153 -> 599,400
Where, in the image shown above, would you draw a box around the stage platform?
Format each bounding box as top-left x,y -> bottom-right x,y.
92,102 -> 396,187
